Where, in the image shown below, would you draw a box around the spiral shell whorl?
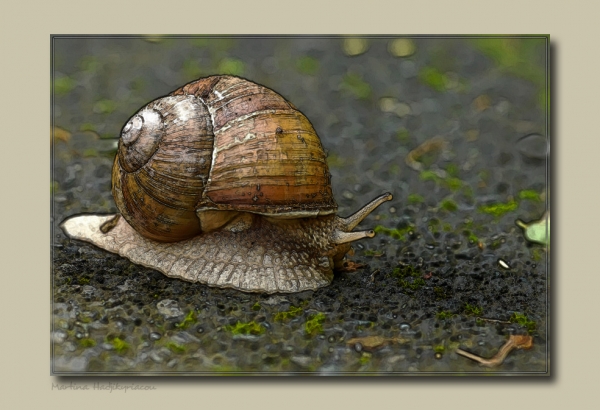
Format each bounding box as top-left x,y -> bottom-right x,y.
113,95 -> 214,242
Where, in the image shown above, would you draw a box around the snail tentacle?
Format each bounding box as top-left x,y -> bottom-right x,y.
339,192 -> 393,231
331,229 -> 375,245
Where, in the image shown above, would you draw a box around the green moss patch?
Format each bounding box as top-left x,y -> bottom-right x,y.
518,189 -> 542,202
226,321 -> 265,336
93,99 -> 118,115
341,73 -> 372,99
419,170 -> 463,192
274,306 -> 303,322
54,76 -> 76,95
363,249 -> 384,257
436,310 -> 455,320
399,277 -> 426,291
463,228 -> 479,243
296,56 -> 319,75
374,225 -> 413,241
408,194 -> 424,204
391,265 -> 426,291
110,337 -> 129,354
79,338 -> 96,348
175,310 -> 197,330
510,312 -> 537,333
305,313 -> 326,336
166,342 -> 186,354
464,303 -> 483,316
433,287 -> 447,300
471,38 -> 545,87
478,200 -> 518,218
396,128 -> 410,143
419,67 -> 448,92
440,198 -> 458,212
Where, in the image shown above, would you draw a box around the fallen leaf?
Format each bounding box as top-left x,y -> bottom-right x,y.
472,94 -> 491,112
516,211 -> 550,246
52,126 -> 71,143
456,334 -> 533,367
405,136 -> 448,171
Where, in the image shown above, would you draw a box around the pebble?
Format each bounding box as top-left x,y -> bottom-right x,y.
517,133 -> 549,160
291,356 -> 313,368
399,322 -> 411,331
261,296 -> 289,306
386,355 -> 405,364
150,351 -> 164,363
498,259 -> 511,269
156,299 -> 183,319
52,330 -> 68,344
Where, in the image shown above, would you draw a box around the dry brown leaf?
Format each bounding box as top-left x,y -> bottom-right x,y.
52,126 -> 71,143
405,136 -> 448,171
473,94 -> 491,112
456,334 -> 533,367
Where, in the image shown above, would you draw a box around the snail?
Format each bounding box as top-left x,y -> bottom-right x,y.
61,75 -> 392,294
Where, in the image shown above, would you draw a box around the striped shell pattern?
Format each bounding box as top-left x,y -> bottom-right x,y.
112,75 -> 336,242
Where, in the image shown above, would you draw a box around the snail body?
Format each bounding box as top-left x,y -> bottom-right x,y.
61,75 -> 392,293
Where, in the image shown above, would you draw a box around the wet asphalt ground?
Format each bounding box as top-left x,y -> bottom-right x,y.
51,36 -> 549,374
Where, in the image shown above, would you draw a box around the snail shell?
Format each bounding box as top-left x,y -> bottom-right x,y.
114,75 -> 336,242
61,75 -> 392,293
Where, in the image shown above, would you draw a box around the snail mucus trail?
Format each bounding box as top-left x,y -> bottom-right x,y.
61,75 -> 392,294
